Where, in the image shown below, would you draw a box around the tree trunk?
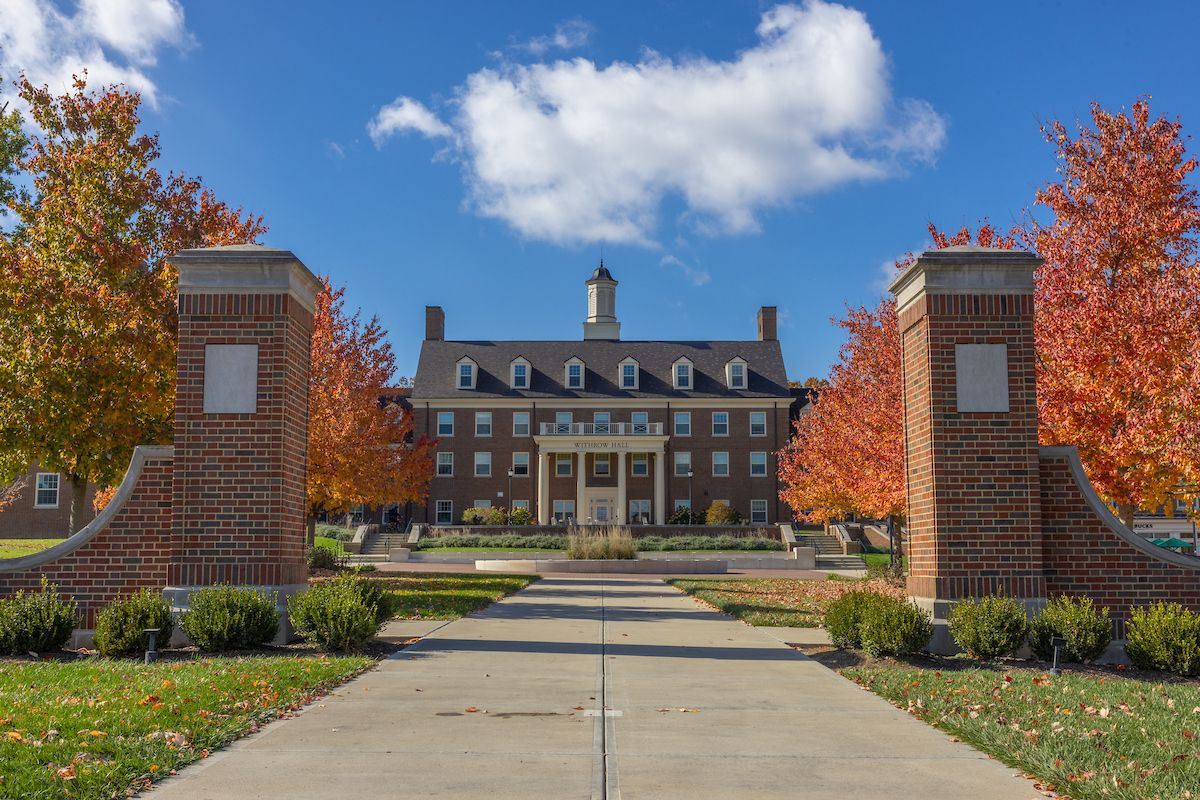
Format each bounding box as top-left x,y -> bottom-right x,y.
69,476 -> 88,535
307,516 -> 317,548
1117,503 -> 1137,531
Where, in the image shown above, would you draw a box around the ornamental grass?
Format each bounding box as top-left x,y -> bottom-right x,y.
566,526 -> 637,560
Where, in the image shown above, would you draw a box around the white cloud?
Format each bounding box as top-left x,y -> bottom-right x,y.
0,0 -> 191,108
369,1 -> 946,247
368,96 -> 456,145
660,254 -> 710,287
523,18 -> 594,56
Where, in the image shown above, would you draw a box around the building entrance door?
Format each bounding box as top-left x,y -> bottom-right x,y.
587,491 -> 617,524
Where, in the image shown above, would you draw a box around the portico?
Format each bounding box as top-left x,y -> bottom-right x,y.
533,425 -> 669,525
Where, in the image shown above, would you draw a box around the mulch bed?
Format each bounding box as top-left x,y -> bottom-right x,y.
2,637 -> 416,665
792,643 -> 1200,687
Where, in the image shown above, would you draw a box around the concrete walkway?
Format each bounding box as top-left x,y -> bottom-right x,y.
151,578 -> 1036,799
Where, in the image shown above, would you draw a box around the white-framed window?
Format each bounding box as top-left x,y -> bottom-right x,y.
513,412 -> 530,436
673,358 -> 693,390
556,453 -> 573,476
712,452 -> 729,476
512,499 -> 530,511
474,500 -> 491,509
436,452 -> 453,476
675,451 -> 691,476
594,453 -> 610,476
750,452 -> 767,476
437,412 -> 454,436
35,473 -> 59,508
631,453 -> 648,476
554,411 -> 572,434
594,412 -> 610,433
631,411 -> 649,434
675,499 -> 691,511
475,452 -> 491,477
630,500 -> 651,523
510,357 -> 530,390
674,412 -> 691,436
456,357 -> 477,390
513,452 -> 529,476
436,500 -> 453,524
751,499 -> 768,524
750,411 -> 767,437
619,357 -> 639,390
712,412 -> 728,436
553,500 -> 575,523
475,411 -> 492,436
565,357 -> 585,390
726,357 -> 747,390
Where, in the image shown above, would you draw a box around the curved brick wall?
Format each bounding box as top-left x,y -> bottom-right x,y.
0,446 -> 174,634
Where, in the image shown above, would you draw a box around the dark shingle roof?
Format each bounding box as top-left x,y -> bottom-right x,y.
589,263 -> 615,282
412,339 -> 789,400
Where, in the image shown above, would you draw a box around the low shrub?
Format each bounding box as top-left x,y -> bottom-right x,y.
635,535 -> 783,552
307,544 -> 339,570
509,507 -> 534,525
0,577 -> 78,654
1125,602 -> 1200,676
824,591 -> 888,650
460,507 -> 489,525
947,596 -> 1028,659
704,500 -> 743,525
668,507 -> 703,525
1028,594 -> 1112,663
859,597 -> 934,657
289,575 -> 388,652
92,588 -> 176,657
567,526 -> 637,559
315,523 -> 357,542
418,534 -> 568,550
180,585 -> 279,651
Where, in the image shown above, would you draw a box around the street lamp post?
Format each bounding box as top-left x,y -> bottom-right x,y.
507,468 -> 514,515
687,470 -> 694,523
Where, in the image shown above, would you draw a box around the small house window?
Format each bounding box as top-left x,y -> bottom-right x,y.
674,412 -> 691,436
712,412 -> 728,436
632,453 -> 648,475
436,500 -> 453,524
712,452 -> 729,476
594,453 -> 610,476
513,412 -> 530,436
619,358 -> 639,390
750,452 -> 767,476
565,358 -> 585,390
751,500 -> 768,524
726,358 -> 748,390
632,412 -> 648,434
513,452 -> 529,476
437,453 -> 453,476
513,363 -> 527,388
475,452 -> 491,477
675,363 -> 691,389
674,452 -> 691,476
556,453 -> 573,476
475,412 -> 492,436
438,412 -> 454,436
459,363 -> 473,388
35,473 -> 59,507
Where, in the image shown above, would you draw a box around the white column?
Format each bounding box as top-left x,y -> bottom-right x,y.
576,452 -> 586,523
654,450 -> 666,525
616,451 -> 627,524
537,450 -> 550,525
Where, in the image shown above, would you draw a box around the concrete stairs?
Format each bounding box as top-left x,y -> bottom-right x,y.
799,532 -> 867,571
357,531 -> 399,560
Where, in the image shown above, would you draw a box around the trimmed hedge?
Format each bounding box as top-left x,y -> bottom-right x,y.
1028,595 -> 1112,663
0,577 -> 78,654
948,596 -> 1028,659
179,585 -> 279,651
93,588 -> 176,657
289,575 -> 391,652
859,597 -> 933,656
1125,602 -> 1200,676
824,591 -> 888,650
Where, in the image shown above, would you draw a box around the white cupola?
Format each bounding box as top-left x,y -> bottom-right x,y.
583,261 -> 620,340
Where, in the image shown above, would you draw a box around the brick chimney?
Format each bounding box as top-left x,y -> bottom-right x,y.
425,306 -> 445,341
757,306 -> 777,341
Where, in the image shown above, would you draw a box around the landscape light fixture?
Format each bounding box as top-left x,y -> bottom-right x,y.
144,628 -> 160,664
1049,635 -> 1067,677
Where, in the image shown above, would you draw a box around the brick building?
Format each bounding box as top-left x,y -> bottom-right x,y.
410,264 -> 806,526
0,462 -> 98,539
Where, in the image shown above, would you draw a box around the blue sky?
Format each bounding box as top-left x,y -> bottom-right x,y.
3,0 -> 1199,382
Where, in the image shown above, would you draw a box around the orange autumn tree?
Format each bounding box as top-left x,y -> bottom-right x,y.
1023,98 -> 1200,527
778,222 -> 1016,531
0,75 -> 266,534
307,277 -> 435,522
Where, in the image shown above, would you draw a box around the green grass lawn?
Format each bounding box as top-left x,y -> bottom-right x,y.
0,655 -> 369,799
323,573 -> 539,619
860,553 -> 907,571
666,577 -> 908,627
0,539 -> 65,559
845,665 -> 1200,800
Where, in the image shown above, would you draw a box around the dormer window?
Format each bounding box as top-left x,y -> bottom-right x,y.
510,357 -> 530,390
565,357 -> 585,390
619,357 -> 639,390
672,357 -> 693,390
725,357 -> 747,390
456,357 -> 477,390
